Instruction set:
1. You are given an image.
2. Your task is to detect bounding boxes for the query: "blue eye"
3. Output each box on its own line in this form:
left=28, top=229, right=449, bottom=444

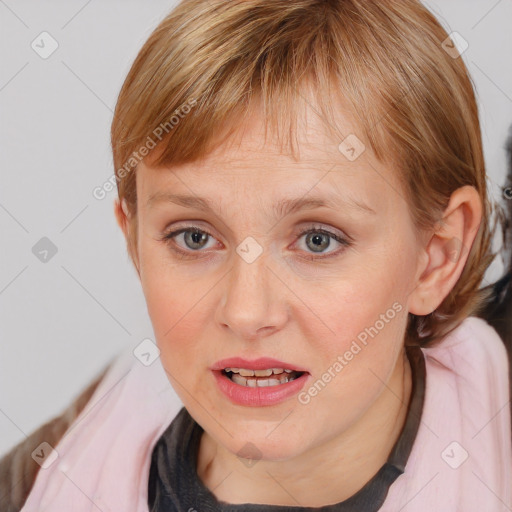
left=294, top=225, right=350, bottom=260
left=297, top=228, right=347, bottom=254
left=161, top=227, right=217, bottom=253
left=159, top=224, right=351, bottom=260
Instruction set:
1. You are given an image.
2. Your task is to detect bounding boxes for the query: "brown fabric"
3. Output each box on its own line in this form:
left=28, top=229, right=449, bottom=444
left=0, top=362, right=111, bottom=512
left=477, top=272, right=512, bottom=430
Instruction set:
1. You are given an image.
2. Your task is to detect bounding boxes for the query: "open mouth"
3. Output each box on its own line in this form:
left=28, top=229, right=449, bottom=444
left=222, top=367, right=306, bottom=387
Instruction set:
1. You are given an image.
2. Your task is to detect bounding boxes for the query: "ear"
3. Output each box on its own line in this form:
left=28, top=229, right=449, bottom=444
left=114, top=198, right=129, bottom=236
left=114, top=198, right=140, bottom=277
left=408, top=185, right=483, bottom=315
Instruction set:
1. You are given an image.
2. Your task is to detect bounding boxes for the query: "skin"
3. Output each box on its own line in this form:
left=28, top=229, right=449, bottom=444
left=115, top=99, right=482, bottom=507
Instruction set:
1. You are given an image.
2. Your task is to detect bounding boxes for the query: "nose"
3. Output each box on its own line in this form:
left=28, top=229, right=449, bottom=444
left=216, top=249, right=289, bottom=341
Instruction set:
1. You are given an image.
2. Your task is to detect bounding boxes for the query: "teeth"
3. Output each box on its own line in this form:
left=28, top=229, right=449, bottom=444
left=247, top=378, right=257, bottom=387
left=253, top=369, right=272, bottom=377
left=229, top=371, right=299, bottom=387
left=225, top=367, right=293, bottom=376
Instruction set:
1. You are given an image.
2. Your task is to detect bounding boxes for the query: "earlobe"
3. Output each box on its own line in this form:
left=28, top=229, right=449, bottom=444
left=408, top=185, right=482, bottom=316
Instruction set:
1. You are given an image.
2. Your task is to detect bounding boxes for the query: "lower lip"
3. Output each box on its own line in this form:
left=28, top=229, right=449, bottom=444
left=212, top=370, right=309, bottom=406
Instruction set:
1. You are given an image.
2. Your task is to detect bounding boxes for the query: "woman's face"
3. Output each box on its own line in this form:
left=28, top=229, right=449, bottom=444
left=130, top=103, right=427, bottom=461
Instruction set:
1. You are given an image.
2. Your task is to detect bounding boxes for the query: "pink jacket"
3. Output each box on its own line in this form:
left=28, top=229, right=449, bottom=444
left=14, top=316, right=512, bottom=510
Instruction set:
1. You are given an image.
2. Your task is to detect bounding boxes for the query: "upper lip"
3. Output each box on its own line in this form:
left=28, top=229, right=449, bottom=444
left=211, top=357, right=309, bottom=373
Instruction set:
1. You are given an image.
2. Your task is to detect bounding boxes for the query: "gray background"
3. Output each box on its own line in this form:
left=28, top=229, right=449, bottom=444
left=1, top=0, right=511, bottom=458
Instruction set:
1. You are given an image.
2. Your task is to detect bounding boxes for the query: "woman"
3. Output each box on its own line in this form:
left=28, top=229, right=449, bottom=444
left=2, top=1, right=511, bottom=510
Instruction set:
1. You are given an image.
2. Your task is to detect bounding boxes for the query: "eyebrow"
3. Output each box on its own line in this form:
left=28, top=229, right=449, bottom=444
left=146, top=191, right=376, bottom=218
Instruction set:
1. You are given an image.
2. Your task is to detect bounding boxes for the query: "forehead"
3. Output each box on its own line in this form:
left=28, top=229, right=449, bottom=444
left=137, top=97, right=405, bottom=218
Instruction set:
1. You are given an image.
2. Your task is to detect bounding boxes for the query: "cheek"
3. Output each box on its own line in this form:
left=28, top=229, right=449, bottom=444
left=297, top=308, right=408, bottom=434
left=138, top=251, right=209, bottom=369
left=143, top=279, right=206, bottom=358
left=142, top=274, right=211, bottom=403
left=139, top=235, right=198, bottom=323
left=299, top=259, right=408, bottom=351
left=292, top=255, right=410, bottom=410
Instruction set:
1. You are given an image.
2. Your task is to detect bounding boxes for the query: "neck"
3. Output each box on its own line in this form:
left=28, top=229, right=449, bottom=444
left=197, top=347, right=412, bottom=507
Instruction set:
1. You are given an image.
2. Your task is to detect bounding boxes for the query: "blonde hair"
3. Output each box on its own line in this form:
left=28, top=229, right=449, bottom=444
left=111, top=0, right=497, bottom=345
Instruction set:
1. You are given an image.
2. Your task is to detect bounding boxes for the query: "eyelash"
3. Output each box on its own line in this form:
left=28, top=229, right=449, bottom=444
left=158, top=223, right=351, bottom=261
